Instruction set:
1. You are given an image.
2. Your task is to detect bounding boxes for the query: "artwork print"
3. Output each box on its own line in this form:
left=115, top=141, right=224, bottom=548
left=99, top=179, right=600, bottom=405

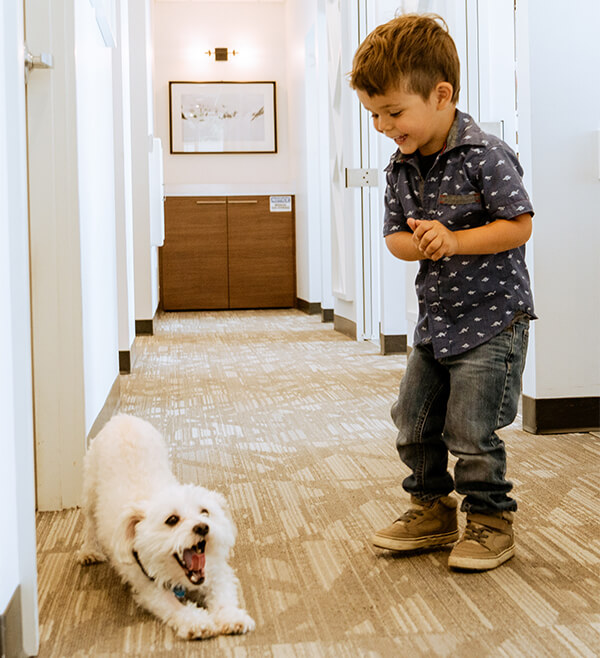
left=169, top=82, right=277, bottom=154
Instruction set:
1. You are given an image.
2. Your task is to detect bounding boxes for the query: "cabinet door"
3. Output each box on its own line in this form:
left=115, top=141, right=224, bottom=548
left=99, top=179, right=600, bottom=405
left=227, top=196, right=295, bottom=308
left=161, top=197, right=228, bottom=310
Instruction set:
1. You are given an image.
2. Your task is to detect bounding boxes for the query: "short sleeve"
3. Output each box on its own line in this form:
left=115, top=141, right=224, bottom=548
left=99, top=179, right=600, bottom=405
left=474, top=144, right=534, bottom=221
left=383, top=168, right=409, bottom=237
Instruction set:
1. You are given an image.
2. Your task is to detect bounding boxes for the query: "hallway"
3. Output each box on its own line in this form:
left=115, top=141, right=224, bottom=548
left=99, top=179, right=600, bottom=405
left=35, top=310, right=600, bottom=657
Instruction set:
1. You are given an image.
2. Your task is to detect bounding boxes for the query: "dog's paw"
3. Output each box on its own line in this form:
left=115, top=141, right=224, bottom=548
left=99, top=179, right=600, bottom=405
left=77, top=547, right=107, bottom=565
left=172, top=607, right=218, bottom=641
left=214, top=606, right=256, bottom=635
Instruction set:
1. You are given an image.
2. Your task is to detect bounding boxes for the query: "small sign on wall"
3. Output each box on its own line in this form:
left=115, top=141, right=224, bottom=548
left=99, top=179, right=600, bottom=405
left=270, top=195, right=292, bottom=212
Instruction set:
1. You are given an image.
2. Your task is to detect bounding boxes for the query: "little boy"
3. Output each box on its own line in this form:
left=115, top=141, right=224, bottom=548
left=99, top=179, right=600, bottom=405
left=350, top=14, right=535, bottom=571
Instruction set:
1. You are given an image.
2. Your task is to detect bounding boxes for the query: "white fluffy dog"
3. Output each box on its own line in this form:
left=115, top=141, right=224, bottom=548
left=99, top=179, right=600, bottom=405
left=77, top=414, right=255, bottom=640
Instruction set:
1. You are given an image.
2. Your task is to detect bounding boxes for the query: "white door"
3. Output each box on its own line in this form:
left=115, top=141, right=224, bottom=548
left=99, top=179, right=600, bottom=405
left=0, top=0, right=41, bottom=654
left=25, top=0, right=88, bottom=511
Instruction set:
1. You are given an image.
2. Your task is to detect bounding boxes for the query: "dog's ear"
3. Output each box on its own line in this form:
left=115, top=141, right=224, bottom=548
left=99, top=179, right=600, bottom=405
left=211, top=490, right=230, bottom=513
left=112, top=503, right=146, bottom=563
left=211, top=490, right=237, bottom=543
left=210, top=490, right=236, bottom=523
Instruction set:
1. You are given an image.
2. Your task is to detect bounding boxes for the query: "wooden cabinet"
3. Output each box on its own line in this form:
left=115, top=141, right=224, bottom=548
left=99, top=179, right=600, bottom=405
left=160, top=197, right=229, bottom=309
left=160, top=195, right=295, bottom=310
left=227, top=197, right=295, bottom=309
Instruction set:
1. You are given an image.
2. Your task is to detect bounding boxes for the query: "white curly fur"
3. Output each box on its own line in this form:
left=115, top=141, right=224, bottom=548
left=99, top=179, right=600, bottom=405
left=77, top=414, right=255, bottom=640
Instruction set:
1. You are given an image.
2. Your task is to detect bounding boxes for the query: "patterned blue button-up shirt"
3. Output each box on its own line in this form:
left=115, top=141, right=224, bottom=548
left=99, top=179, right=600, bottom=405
left=383, top=110, right=536, bottom=358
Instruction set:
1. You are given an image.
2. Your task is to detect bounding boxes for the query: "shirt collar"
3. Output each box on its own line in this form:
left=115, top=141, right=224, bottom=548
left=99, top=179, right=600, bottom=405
left=386, top=109, right=489, bottom=169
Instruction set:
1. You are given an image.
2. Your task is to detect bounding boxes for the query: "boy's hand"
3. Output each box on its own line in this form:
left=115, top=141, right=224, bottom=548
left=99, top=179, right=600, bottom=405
left=407, top=218, right=458, bottom=261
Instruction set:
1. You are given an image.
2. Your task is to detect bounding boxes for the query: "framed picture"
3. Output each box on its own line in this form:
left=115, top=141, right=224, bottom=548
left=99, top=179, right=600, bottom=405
left=169, top=81, right=277, bottom=154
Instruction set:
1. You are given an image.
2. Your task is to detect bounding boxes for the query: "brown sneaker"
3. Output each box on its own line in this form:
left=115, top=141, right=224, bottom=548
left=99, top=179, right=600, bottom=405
left=448, top=512, right=515, bottom=571
left=371, top=496, right=459, bottom=551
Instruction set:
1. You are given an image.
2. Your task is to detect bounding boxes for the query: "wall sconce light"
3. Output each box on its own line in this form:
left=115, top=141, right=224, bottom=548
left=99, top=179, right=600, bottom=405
left=205, top=48, right=239, bottom=62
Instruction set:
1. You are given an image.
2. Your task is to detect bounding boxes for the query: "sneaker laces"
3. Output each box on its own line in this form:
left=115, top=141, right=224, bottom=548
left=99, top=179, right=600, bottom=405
left=463, top=521, right=489, bottom=543
left=396, top=507, right=425, bottom=523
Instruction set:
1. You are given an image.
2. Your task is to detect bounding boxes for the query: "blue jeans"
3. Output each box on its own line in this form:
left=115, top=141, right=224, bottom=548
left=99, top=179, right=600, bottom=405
left=391, top=316, right=529, bottom=514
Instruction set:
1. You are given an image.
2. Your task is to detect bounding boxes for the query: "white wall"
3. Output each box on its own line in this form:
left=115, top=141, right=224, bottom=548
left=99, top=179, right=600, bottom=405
left=114, top=0, right=137, bottom=355
left=285, top=0, right=325, bottom=305
left=75, top=0, right=120, bottom=429
left=298, top=22, right=323, bottom=304
left=153, top=0, right=291, bottom=196
left=130, top=0, right=160, bottom=322
left=518, top=0, right=600, bottom=400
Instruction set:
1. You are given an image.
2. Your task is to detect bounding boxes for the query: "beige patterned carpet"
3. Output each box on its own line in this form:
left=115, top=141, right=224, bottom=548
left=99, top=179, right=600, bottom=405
left=36, top=310, right=600, bottom=657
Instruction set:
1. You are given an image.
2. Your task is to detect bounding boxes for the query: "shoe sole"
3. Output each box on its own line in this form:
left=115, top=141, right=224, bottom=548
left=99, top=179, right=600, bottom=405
left=371, top=529, right=459, bottom=552
left=448, top=545, right=515, bottom=571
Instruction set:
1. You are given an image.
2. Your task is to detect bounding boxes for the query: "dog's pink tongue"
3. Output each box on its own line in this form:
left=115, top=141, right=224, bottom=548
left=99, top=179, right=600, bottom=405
left=184, top=549, right=205, bottom=572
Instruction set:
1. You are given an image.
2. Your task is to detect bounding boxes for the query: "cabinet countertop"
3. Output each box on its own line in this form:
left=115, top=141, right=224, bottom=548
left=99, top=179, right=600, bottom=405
left=164, top=184, right=296, bottom=197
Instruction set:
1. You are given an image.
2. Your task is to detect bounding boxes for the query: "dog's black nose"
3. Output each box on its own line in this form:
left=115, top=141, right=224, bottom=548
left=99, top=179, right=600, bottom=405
left=193, top=523, right=209, bottom=537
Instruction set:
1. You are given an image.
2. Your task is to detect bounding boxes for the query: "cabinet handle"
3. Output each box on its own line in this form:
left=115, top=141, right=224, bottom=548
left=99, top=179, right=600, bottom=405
left=196, top=200, right=226, bottom=205
left=228, top=200, right=258, bottom=204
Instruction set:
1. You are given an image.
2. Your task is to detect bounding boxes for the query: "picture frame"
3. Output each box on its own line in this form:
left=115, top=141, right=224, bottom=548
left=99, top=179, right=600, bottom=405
left=169, top=81, right=277, bottom=154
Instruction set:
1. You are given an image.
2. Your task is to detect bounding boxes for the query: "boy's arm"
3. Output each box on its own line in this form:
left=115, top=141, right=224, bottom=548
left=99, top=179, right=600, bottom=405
left=397, top=214, right=532, bottom=262
left=385, top=230, right=428, bottom=261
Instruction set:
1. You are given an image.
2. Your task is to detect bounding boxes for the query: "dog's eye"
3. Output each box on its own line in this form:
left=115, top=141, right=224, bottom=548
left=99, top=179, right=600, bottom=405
left=200, top=508, right=209, bottom=516
left=165, top=514, right=180, bottom=526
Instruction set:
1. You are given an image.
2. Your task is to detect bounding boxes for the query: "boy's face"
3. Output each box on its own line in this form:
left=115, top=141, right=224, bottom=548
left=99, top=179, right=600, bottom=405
left=356, top=83, right=454, bottom=156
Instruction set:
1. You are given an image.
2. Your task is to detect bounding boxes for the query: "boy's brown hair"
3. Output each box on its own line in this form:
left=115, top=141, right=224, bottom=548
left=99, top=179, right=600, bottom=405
left=349, top=13, right=460, bottom=103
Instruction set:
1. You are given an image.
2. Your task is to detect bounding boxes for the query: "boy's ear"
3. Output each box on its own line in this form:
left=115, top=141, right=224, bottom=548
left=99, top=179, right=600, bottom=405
left=435, top=82, right=454, bottom=108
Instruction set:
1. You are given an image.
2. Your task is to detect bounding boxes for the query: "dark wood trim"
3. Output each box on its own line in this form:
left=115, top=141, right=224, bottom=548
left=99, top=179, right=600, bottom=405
left=87, top=375, right=121, bottom=444
left=522, top=395, right=600, bottom=434
left=135, top=319, right=153, bottom=336
left=321, top=308, right=334, bottom=323
left=333, top=314, right=356, bottom=340
left=380, top=333, right=407, bottom=355
left=118, top=338, right=138, bottom=374
left=0, top=586, right=24, bottom=658
left=119, top=350, right=131, bottom=374
left=296, top=298, right=321, bottom=315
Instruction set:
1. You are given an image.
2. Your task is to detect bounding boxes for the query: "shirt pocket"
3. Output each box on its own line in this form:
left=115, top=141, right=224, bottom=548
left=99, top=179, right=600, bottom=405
left=439, top=192, right=481, bottom=206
